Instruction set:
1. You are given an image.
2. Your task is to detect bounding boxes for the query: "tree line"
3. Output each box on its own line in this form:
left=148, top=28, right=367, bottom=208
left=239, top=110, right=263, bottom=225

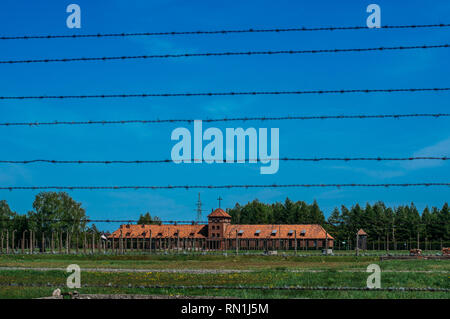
left=0, top=192, right=162, bottom=241
left=1, top=192, right=448, bottom=247
left=227, top=199, right=449, bottom=245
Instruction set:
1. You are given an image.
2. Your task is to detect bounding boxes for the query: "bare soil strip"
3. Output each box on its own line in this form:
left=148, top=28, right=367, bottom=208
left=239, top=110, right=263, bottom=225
left=1, top=266, right=448, bottom=274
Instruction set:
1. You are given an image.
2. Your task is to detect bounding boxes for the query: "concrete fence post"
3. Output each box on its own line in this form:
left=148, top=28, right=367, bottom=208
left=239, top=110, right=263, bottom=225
left=30, top=230, right=33, bottom=254
left=59, top=231, right=62, bottom=254
left=41, top=232, right=45, bottom=254
left=356, top=233, right=359, bottom=256
left=91, top=232, right=95, bottom=255
left=149, top=230, right=152, bottom=254
left=83, top=232, right=87, bottom=254
left=51, top=232, right=55, bottom=254
left=294, top=230, right=297, bottom=256
left=6, top=230, right=9, bottom=254
left=66, top=232, right=69, bottom=254
left=76, top=233, right=79, bottom=254
left=12, top=230, right=16, bottom=254
left=120, top=230, right=123, bottom=255
left=235, top=230, right=239, bottom=255
left=22, top=230, right=27, bottom=254
left=1, top=231, right=4, bottom=254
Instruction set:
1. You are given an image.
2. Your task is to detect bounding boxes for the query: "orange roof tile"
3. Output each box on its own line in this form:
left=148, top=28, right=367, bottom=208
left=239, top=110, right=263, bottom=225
left=207, top=208, right=231, bottom=218
left=223, top=224, right=334, bottom=240
left=109, top=224, right=208, bottom=239
left=109, top=223, right=333, bottom=240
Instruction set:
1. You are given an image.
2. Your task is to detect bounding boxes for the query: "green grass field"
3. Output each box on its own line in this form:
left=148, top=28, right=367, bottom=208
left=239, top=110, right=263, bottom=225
left=0, top=254, right=448, bottom=299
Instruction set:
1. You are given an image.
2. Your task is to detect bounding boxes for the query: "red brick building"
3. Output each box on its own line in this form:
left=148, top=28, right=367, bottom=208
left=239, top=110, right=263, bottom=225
left=109, top=208, right=333, bottom=251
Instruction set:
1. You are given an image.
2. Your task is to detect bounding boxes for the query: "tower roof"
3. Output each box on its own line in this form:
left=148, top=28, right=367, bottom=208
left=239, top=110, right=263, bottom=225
left=357, top=229, right=367, bottom=236
left=208, top=208, right=231, bottom=218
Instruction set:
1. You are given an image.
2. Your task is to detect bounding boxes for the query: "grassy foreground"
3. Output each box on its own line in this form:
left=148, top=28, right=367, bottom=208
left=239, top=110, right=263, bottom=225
left=0, top=254, right=449, bottom=299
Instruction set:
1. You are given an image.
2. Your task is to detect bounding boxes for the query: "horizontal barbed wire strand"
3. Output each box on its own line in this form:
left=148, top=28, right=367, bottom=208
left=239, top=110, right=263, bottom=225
left=0, top=219, right=206, bottom=223
left=0, top=183, right=449, bottom=191
left=1, top=87, right=449, bottom=101
left=0, top=157, right=448, bottom=165
left=0, top=44, right=448, bottom=64
left=1, top=23, right=449, bottom=40
left=0, top=283, right=448, bottom=292
left=0, top=113, right=449, bottom=126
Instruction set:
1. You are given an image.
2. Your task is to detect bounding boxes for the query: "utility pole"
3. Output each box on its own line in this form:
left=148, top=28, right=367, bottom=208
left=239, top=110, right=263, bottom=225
left=194, top=193, right=206, bottom=223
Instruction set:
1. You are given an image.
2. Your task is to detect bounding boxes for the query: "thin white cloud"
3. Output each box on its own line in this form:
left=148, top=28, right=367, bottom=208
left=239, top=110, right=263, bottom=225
left=329, top=165, right=406, bottom=179
left=404, top=137, right=450, bottom=170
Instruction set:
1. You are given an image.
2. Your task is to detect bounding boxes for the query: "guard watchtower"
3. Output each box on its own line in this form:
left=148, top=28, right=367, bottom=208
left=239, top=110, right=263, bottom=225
left=357, top=229, right=368, bottom=250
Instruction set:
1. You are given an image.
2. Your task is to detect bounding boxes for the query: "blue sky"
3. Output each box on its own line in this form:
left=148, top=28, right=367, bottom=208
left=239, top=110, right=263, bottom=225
left=0, top=0, right=449, bottom=230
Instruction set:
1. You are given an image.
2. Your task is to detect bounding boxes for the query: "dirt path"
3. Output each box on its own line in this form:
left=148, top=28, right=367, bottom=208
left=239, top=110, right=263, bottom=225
left=0, top=266, right=448, bottom=274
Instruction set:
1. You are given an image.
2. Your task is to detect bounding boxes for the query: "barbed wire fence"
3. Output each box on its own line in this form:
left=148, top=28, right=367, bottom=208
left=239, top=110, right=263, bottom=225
left=0, top=219, right=448, bottom=256
left=1, top=19, right=449, bottom=298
